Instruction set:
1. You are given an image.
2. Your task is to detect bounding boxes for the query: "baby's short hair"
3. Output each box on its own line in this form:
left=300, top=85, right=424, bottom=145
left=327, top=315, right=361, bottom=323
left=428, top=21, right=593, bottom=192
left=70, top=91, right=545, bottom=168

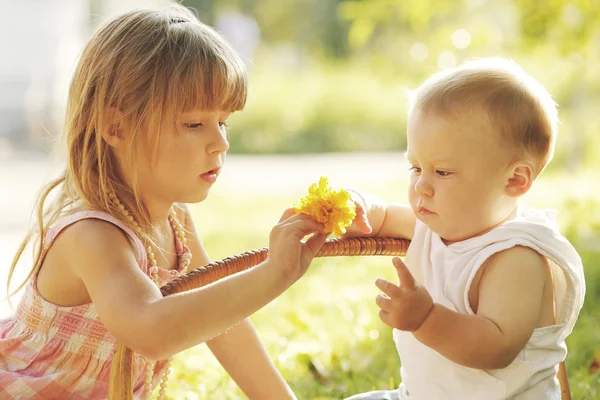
left=409, top=58, right=558, bottom=175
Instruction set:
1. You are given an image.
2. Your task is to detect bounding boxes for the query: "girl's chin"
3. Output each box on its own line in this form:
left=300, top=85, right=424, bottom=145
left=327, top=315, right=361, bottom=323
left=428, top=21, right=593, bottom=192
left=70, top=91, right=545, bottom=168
left=178, top=190, right=211, bottom=204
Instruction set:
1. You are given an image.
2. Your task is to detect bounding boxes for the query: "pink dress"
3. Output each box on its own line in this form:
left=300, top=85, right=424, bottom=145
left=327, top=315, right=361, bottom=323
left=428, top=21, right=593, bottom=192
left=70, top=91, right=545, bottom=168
left=0, top=210, right=192, bottom=399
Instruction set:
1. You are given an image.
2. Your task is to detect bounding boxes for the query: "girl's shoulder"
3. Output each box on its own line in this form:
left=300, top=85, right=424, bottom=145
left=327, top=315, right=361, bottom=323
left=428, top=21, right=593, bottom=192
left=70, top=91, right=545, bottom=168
left=46, top=210, right=144, bottom=259
left=36, top=209, right=148, bottom=307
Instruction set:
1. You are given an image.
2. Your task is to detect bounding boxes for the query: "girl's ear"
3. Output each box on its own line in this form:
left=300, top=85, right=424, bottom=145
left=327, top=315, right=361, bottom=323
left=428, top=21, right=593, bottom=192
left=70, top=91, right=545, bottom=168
left=505, top=161, right=534, bottom=197
left=100, top=107, right=125, bottom=148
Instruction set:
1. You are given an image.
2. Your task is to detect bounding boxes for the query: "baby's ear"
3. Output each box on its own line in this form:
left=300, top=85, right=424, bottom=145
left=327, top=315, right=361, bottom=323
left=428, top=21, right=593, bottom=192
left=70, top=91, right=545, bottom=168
left=505, top=161, right=533, bottom=197
left=100, top=107, right=126, bottom=148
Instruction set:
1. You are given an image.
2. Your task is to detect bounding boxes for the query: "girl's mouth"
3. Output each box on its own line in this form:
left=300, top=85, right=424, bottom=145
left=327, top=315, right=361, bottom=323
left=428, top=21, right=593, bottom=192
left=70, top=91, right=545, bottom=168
left=200, top=168, right=220, bottom=183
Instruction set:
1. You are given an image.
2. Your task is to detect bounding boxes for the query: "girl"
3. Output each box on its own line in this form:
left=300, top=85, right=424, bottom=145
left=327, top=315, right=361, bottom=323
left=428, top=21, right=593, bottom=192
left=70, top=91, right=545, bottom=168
left=0, top=5, right=327, bottom=400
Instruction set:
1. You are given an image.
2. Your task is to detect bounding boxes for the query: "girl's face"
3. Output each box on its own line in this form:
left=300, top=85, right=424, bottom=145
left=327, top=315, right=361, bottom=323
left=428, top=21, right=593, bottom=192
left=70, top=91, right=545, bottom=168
left=134, top=109, right=231, bottom=212
left=406, top=109, right=518, bottom=244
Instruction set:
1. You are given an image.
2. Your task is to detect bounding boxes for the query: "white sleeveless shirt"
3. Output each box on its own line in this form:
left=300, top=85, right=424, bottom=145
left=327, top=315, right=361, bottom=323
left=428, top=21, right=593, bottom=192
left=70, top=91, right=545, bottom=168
left=393, top=205, right=585, bottom=400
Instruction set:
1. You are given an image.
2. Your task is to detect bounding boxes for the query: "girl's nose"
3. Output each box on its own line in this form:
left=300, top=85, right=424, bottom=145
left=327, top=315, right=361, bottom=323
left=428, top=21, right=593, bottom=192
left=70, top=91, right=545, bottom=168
left=208, top=125, right=229, bottom=154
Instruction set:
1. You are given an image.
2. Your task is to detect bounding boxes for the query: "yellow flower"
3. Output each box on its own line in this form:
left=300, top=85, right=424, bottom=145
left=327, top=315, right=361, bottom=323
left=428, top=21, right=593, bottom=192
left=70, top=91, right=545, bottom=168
left=294, top=177, right=356, bottom=237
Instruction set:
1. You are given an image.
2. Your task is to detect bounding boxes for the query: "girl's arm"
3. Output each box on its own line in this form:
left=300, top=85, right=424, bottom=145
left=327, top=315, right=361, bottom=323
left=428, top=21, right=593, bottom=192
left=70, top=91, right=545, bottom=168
left=63, top=209, right=326, bottom=361
left=182, top=207, right=297, bottom=399
left=206, top=320, right=295, bottom=399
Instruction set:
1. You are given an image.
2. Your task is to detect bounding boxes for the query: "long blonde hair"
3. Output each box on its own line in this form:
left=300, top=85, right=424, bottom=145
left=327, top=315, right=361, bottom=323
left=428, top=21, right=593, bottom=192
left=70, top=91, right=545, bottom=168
left=6, top=5, right=247, bottom=298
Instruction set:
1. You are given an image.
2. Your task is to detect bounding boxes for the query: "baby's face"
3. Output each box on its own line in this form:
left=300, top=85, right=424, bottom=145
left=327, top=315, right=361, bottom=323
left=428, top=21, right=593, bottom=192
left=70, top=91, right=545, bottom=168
left=406, top=109, right=516, bottom=243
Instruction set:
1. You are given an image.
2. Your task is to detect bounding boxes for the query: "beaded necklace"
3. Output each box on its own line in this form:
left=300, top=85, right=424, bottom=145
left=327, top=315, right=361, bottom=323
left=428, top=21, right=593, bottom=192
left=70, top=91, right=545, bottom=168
left=108, top=192, right=188, bottom=399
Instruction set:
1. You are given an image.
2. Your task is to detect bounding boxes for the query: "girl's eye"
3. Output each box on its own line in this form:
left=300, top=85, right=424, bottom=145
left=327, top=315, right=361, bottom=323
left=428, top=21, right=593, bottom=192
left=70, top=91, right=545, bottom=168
left=409, top=166, right=422, bottom=174
left=184, top=122, right=228, bottom=130
left=185, top=123, right=203, bottom=130
left=436, top=170, right=451, bottom=177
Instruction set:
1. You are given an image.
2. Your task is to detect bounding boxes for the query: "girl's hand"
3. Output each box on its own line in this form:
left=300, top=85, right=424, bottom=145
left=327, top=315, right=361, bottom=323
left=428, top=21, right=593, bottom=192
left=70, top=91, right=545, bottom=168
left=266, top=208, right=328, bottom=284
left=375, top=257, right=434, bottom=331
left=343, top=189, right=373, bottom=237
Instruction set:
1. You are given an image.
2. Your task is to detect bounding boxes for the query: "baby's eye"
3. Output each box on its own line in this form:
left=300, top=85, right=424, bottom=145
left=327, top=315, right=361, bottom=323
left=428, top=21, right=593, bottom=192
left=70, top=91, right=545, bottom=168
left=219, top=121, right=229, bottom=128
left=436, top=170, right=451, bottom=177
left=409, top=166, right=422, bottom=174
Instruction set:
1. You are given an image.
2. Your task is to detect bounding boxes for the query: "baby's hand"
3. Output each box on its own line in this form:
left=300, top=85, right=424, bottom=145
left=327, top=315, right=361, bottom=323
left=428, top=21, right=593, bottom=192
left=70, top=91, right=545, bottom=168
left=375, top=257, right=434, bottom=331
left=343, top=189, right=372, bottom=237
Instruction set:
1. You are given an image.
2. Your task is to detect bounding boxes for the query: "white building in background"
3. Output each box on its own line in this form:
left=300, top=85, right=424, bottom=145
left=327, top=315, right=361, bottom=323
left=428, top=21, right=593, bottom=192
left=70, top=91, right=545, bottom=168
left=0, top=0, right=170, bottom=149
left=215, top=9, right=260, bottom=66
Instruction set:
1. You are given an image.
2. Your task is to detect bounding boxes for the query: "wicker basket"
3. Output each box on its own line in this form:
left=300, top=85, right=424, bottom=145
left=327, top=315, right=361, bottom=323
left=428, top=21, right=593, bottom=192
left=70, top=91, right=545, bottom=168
left=107, top=236, right=570, bottom=400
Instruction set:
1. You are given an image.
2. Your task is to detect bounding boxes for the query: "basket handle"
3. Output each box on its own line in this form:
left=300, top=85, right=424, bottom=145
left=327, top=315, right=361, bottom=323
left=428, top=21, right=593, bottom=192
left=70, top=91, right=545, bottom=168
left=108, top=237, right=408, bottom=399
left=161, top=237, right=410, bottom=296
left=108, top=236, right=571, bottom=400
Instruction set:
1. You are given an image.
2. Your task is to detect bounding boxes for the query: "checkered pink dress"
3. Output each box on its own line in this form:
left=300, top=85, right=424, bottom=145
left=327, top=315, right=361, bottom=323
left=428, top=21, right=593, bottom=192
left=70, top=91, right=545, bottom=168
left=0, top=211, right=192, bottom=399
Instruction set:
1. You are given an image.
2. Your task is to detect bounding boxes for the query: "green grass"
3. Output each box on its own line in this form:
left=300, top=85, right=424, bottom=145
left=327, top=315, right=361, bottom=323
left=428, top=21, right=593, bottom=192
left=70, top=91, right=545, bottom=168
left=166, top=170, right=600, bottom=400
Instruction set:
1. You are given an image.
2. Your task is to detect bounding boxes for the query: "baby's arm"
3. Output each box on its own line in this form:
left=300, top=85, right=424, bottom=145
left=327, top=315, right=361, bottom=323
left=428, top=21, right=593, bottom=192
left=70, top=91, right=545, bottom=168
left=417, top=247, right=550, bottom=369
left=180, top=207, right=296, bottom=400
left=378, top=246, right=551, bottom=370
left=345, top=189, right=416, bottom=240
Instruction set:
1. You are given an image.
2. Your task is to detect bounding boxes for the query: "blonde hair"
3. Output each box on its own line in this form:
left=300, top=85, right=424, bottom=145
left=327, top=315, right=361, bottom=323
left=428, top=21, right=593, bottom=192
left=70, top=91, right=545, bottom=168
left=409, top=57, right=558, bottom=175
left=6, top=5, right=247, bottom=298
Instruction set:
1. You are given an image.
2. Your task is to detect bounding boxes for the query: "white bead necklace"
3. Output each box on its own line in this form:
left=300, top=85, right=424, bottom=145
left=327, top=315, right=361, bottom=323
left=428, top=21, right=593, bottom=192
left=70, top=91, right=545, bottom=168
left=108, top=192, right=188, bottom=400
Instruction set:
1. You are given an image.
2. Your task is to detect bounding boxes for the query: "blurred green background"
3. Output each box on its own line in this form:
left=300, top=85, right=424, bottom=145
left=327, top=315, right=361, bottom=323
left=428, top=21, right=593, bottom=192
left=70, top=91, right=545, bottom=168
left=1, top=0, right=598, bottom=399
left=181, top=0, right=600, bottom=173
left=167, top=0, right=600, bottom=398
left=168, top=167, right=600, bottom=399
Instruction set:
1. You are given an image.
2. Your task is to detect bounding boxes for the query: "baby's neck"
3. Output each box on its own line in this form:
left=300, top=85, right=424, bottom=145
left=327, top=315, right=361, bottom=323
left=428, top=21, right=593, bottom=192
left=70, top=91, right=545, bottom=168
left=442, top=206, right=519, bottom=246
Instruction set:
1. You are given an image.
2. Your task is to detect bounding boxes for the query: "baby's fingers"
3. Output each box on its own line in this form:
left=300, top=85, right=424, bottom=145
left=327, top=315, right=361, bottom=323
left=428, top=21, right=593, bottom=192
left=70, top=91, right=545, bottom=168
left=378, top=309, right=394, bottom=328
left=375, top=293, right=393, bottom=312
left=375, top=278, right=402, bottom=299
left=393, top=257, right=416, bottom=290
left=354, top=206, right=372, bottom=234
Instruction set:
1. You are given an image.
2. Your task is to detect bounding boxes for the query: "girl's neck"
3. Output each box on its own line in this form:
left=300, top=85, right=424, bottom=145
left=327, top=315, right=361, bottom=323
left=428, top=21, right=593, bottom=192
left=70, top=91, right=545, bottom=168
left=144, top=199, right=176, bottom=236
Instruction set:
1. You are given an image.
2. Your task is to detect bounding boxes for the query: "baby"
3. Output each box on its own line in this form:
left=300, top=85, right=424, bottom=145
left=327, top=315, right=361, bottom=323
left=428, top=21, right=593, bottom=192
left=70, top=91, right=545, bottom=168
left=345, top=58, right=585, bottom=399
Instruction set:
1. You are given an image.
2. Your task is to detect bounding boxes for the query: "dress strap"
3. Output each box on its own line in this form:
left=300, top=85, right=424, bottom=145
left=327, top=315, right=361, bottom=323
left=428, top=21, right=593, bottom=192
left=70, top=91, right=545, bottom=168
left=43, top=210, right=148, bottom=272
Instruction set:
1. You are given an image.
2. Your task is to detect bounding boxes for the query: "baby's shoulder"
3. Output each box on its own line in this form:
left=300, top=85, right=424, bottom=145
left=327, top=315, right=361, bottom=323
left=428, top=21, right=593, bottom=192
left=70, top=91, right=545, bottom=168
left=480, top=245, right=550, bottom=281
left=469, top=245, right=551, bottom=312
left=487, top=244, right=546, bottom=261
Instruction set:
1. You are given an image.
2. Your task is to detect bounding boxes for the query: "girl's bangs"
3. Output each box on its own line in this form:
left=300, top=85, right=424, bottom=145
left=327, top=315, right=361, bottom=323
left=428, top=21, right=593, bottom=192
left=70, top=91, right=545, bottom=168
left=171, top=53, right=247, bottom=114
